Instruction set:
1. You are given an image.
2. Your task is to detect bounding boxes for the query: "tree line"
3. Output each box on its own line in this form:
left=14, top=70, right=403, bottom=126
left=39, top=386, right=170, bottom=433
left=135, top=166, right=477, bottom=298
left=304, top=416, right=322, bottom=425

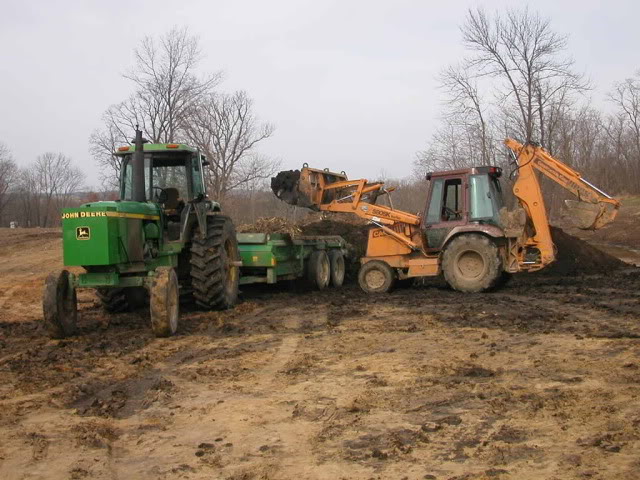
left=1, top=12, right=638, bottom=228
left=0, top=146, right=86, bottom=227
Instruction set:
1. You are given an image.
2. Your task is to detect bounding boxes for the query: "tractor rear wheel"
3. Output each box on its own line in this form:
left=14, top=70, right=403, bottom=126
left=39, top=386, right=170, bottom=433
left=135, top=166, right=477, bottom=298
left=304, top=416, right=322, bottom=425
left=149, top=267, right=179, bottom=337
left=307, top=250, right=330, bottom=290
left=442, top=234, right=502, bottom=293
left=190, top=215, right=240, bottom=310
left=42, top=270, right=77, bottom=339
left=96, top=288, right=129, bottom=313
left=358, top=260, right=396, bottom=294
left=328, top=250, right=345, bottom=287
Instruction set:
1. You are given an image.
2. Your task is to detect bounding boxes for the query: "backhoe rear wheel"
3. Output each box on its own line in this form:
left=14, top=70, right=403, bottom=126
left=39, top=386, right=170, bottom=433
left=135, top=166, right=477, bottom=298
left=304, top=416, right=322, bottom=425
left=358, top=260, right=396, bottom=294
left=190, top=215, right=240, bottom=310
left=442, top=234, right=502, bottom=293
left=42, top=270, right=77, bottom=339
left=149, top=267, right=179, bottom=337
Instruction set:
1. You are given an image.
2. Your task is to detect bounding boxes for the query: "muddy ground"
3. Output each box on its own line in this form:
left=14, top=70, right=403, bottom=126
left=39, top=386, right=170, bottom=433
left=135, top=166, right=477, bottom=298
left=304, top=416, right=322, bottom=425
left=1, top=228, right=640, bottom=480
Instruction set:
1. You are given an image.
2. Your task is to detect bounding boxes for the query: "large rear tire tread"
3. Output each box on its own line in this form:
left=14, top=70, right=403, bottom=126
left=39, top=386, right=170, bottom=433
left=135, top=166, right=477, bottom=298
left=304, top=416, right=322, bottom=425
left=96, top=288, right=129, bottom=313
left=189, top=215, right=240, bottom=310
left=442, top=234, right=502, bottom=293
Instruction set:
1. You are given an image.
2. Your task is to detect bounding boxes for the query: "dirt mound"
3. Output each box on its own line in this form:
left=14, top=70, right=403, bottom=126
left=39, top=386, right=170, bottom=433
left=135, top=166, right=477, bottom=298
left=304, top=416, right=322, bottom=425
left=236, top=217, right=302, bottom=236
left=545, top=226, right=627, bottom=275
left=300, top=219, right=370, bottom=258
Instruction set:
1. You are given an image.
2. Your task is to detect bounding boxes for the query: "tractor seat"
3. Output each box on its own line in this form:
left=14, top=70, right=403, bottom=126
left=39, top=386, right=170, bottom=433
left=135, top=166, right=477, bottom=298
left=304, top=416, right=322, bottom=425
left=163, top=188, right=181, bottom=210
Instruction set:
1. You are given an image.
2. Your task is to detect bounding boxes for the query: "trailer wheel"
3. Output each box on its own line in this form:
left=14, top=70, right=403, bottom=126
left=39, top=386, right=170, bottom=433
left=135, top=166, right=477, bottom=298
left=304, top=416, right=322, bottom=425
left=149, top=267, right=179, bottom=337
left=42, top=270, right=77, bottom=339
left=307, top=250, right=330, bottom=290
left=358, top=260, right=396, bottom=294
left=190, top=215, right=240, bottom=310
left=442, top=234, right=502, bottom=293
left=328, top=250, right=345, bottom=287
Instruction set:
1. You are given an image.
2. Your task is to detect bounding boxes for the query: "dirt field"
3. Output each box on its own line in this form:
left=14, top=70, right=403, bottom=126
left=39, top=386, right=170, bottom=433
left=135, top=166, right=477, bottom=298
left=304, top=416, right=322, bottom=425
left=1, top=227, right=640, bottom=480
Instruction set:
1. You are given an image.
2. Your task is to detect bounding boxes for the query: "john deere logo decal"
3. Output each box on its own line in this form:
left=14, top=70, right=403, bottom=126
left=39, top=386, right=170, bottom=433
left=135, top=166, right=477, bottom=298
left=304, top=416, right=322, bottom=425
left=76, top=227, right=91, bottom=240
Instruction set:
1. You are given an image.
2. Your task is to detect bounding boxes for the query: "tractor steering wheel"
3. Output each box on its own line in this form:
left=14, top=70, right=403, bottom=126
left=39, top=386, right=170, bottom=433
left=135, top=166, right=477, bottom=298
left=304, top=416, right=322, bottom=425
left=152, top=186, right=168, bottom=204
left=443, top=206, right=458, bottom=220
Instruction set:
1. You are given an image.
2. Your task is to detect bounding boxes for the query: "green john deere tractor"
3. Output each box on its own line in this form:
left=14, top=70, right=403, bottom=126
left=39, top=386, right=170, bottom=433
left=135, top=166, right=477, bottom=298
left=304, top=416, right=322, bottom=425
left=43, top=129, right=240, bottom=338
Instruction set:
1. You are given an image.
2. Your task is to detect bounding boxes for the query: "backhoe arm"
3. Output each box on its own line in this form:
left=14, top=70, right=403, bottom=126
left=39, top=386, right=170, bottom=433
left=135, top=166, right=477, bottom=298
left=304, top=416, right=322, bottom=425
left=271, top=166, right=423, bottom=251
left=504, top=138, right=620, bottom=267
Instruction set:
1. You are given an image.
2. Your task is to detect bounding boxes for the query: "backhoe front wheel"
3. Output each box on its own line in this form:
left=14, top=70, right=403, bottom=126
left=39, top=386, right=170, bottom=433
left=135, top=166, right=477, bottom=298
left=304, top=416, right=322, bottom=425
left=149, top=267, right=179, bottom=337
left=442, top=234, right=502, bottom=293
left=358, top=260, right=396, bottom=294
left=42, top=270, right=77, bottom=339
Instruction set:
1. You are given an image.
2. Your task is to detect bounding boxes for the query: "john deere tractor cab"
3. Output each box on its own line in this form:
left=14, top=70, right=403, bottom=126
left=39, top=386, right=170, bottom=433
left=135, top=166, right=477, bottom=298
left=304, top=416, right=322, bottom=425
left=43, top=129, right=240, bottom=338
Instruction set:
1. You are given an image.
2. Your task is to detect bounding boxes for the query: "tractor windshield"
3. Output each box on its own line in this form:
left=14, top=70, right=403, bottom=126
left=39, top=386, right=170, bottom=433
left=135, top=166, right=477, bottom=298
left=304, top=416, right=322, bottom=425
left=121, top=152, right=203, bottom=202
left=469, top=174, right=503, bottom=225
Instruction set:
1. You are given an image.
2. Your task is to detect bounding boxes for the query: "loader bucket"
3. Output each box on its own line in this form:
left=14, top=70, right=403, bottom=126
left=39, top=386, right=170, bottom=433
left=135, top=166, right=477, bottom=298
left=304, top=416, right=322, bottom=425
left=271, top=167, right=348, bottom=211
left=564, top=200, right=619, bottom=230
left=271, top=170, right=317, bottom=209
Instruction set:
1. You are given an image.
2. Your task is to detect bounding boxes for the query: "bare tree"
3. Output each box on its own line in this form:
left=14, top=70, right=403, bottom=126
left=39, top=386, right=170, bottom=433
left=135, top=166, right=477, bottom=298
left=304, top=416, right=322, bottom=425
left=440, top=64, right=491, bottom=164
left=90, top=27, right=220, bottom=182
left=0, top=143, right=17, bottom=225
left=33, top=153, right=85, bottom=227
left=185, top=91, right=278, bottom=201
left=609, top=71, right=640, bottom=166
left=461, top=7, right=588, bottom=144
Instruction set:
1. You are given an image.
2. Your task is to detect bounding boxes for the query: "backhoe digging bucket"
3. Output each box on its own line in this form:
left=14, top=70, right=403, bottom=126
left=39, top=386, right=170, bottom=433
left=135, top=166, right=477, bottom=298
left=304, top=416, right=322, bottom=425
left=271, top=167, right=348, bottom=211
left=564, top=200, right=619, bottom=230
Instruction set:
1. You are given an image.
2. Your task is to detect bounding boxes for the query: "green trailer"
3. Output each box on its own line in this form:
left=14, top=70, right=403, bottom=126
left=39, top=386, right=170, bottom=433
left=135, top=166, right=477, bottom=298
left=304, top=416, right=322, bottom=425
left=237, top=233, right=347, bottom=289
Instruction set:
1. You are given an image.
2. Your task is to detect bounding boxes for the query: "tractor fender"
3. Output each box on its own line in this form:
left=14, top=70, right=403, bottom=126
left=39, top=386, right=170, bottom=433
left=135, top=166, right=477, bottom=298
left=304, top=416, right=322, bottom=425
left=440, top=224, right=506, bottom=256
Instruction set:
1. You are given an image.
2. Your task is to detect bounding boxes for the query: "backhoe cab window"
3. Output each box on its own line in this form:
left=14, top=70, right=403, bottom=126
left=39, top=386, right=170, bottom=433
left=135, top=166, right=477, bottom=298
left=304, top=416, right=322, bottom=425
left=469, top=174, right=503, bottom=224
left=426, top=178, right=463, bottom=224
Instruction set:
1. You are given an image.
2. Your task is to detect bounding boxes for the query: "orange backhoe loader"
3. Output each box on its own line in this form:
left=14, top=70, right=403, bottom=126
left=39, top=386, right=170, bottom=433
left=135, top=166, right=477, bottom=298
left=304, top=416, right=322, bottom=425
left=271, top=139, right=620, bottom=294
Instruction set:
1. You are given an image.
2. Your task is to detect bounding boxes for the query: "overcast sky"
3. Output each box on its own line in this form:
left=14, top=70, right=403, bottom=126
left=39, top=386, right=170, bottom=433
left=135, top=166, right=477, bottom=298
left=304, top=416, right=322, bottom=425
left=1, top=0, right=638, bottom=188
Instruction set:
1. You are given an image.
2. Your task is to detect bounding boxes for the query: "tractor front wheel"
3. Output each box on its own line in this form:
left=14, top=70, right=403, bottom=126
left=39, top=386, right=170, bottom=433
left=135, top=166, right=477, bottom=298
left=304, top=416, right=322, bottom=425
left=358, top=260, right=396, bottom=294
left=149, top=267, right=179, bottom=337
left=42, top=270, right=78, bottom=339
left=442, top=234, right=502, bottom=293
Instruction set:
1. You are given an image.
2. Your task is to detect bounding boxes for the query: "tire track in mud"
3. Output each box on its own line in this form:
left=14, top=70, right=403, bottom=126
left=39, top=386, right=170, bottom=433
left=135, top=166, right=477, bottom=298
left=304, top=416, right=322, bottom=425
left=499, top=291, right=640, bottom=337
left=203, top=303, right=331, bottom=479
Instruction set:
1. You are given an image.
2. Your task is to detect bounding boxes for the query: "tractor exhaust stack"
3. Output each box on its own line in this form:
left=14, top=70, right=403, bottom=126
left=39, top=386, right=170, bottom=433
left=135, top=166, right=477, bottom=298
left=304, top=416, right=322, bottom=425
left=132, top=127, right=146, bottom=202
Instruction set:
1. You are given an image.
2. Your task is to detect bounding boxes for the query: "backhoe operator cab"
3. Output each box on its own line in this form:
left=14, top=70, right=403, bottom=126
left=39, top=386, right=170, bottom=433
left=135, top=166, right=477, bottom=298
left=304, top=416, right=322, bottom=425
left=271, top=138, right=619, bottom=295
left=423, top=166, right=504, bottom=251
